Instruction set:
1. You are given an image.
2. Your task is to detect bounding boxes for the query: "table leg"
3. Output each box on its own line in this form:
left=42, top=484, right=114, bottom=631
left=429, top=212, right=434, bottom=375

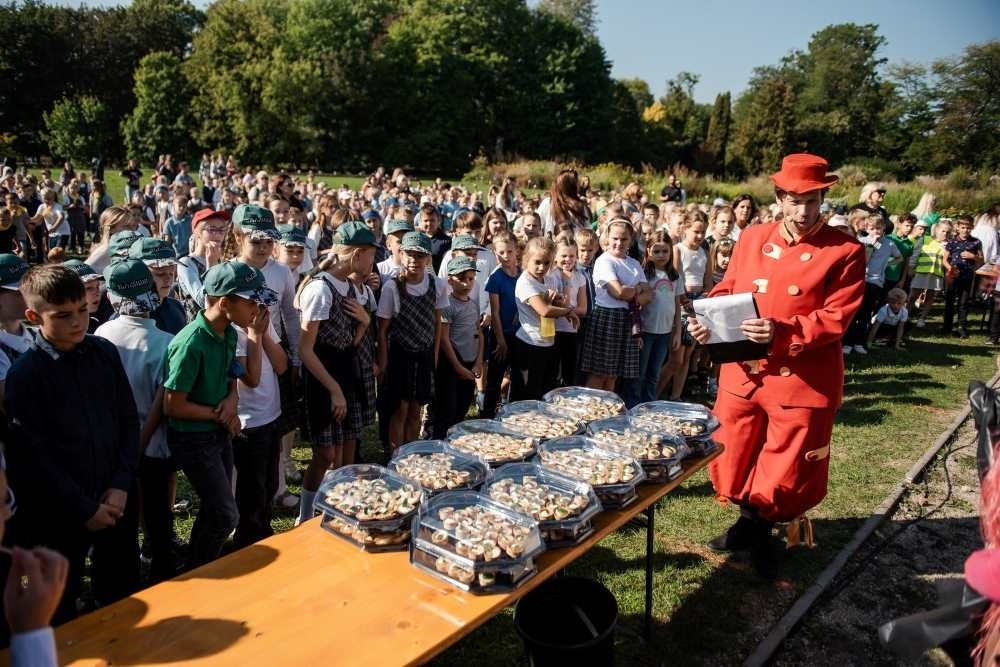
left=644, top=504, right=655, bottom=641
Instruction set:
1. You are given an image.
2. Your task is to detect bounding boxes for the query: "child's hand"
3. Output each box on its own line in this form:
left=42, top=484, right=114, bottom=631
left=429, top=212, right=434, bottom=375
left=204, top=240, right=222, bottom=267
left=4, top=547, right=68, bottom=634
left=471, top=362, right=483, bottom=379
left=343, top=299, right=370, bottom=329
left=365, top=272, right=380, bottom=292
left=456, top=366, right=476, bottom=382
left=101, top=488, right=127, bottom=514
left=671, top=332, right=682, bottom=350
left=85, top=504, right=121, bottom=531
left=567, top=312, right=580, bottom=330
left=330, top=387, right=347, bottom=422
left=248, top=306, right=269, bottom=336
left=214, top=393, right=239, bottom=429
left=493, top=339, right=507, bottom=360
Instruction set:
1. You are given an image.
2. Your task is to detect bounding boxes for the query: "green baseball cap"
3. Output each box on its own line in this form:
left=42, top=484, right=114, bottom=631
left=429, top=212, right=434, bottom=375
left=103, top=258, right=156, bottom=299
left=128, top=237, right=177, bottom=268
left=446, top=256, right=478, bottom=275
left=401, top=231, right=432, bottom=255
left=202, top=260, right=279, bottom=306
left=451, top=234, right=481, bottom=251
left=0, top=254, right=28, bottom=290
left=109, top=230, right=144, bottom=258
left=233, top=204, right=279, bottom=241
left=63, top=259, right=103, bottom=283
left=333, top=221, right=377, bottom=247
left=384, top=219, right=413, bottom=236
left=277, top=224, right=307, bottom=247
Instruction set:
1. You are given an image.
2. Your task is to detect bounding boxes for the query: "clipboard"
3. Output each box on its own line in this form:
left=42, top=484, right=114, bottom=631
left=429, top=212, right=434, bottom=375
left=691, top=292, right=769, bottom=363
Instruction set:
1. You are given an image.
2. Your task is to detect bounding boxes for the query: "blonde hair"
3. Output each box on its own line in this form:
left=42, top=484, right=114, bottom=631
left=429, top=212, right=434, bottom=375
left=98, top=206, right=133, bottom=245
left=858, top=182, right=888, bottom=204
left=523, top=236, right=554, bottom=260
left=911, top=192, right=937, bottom=218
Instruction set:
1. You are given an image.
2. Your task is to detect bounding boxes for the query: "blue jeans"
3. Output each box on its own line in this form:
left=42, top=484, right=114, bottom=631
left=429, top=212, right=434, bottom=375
left=167, top=427, right=238, bottom=568
left=624, top=332, right=672, bottom=408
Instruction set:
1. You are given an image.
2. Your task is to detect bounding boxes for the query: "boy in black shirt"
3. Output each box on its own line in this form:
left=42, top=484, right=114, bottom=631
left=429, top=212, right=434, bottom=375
left=3, top=264, right=139, bottom=626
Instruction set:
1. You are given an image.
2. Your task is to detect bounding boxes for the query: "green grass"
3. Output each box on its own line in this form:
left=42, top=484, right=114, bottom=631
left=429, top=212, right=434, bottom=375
left=162, top=311, right=1000, bottom=666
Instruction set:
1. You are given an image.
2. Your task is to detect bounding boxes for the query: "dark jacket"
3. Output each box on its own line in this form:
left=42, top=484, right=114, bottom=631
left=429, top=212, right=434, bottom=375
left=4, top=335, right=139, bottom=527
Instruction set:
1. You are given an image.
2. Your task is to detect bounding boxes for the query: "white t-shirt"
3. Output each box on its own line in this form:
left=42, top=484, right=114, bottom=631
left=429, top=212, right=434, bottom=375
left=377, top=257, right=402, bottom=286
left=873, top=304, right=908, bottom=327
left=235, top=323, right=282, bottom=429
left=376, top=273, right=450, bottom=319
left=550, top=268, right=586, bottom=333
left=677, top=243, right=708, bottom=293
left=39, top=203, right=69, bottom=236
left=593, top=253, right=645, bottom=309
left=94, top=316, right=173, bottom=458
left=643, top=269, right=685, bottom=334
left=300, top=274, right=373, bottom=324
left=515, top=272, right=560, bottom=347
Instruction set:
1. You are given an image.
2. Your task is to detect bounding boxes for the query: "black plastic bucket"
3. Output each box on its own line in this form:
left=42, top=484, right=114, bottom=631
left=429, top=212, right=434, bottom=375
left=514, top=576, right=618, bottom=666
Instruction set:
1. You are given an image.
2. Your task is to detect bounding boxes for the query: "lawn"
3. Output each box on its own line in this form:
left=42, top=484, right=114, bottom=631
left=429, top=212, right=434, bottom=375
left=164, top=318, right=997, bottom=666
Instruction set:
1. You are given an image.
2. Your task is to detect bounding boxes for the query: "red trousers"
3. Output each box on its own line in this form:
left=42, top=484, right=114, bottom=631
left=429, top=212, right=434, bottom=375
left=709, top=387, right=835, bottom=523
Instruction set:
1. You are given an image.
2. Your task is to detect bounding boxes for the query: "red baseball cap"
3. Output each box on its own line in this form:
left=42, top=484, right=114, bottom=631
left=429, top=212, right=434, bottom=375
left=192, top=207, right=231, bottom=230
left=769, top=153, right=839, bottom=193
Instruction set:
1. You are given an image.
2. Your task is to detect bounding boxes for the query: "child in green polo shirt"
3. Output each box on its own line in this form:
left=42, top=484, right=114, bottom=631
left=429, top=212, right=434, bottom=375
left=162, top=260, right=276, bottom=568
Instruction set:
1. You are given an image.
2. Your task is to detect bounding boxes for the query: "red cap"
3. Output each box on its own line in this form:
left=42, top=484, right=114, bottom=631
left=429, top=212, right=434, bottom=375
left=769, top=153, right=839, bottom=194
left=192, top=207, right=231, bottom=230
left=965, top=548, right=1000, bottom=602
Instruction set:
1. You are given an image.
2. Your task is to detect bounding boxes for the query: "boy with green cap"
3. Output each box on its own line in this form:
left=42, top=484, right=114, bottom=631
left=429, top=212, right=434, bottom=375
left=95, top=259, right=177, bottom=581
left=128, top=237, right=187, bottom=335
left=162, top=260, right=276, bottom=567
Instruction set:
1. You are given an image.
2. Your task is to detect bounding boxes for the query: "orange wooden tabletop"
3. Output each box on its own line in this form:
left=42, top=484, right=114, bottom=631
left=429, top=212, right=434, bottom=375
left=3, top=449, right=720, bottom=667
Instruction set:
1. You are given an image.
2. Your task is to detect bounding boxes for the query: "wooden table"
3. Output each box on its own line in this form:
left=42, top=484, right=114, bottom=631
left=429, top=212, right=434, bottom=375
left=9, top=449, right=720, bottom=667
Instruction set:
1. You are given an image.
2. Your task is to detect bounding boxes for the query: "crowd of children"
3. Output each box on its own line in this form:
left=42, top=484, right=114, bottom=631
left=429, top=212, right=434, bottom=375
left=0, top=157, right=996, bottom=641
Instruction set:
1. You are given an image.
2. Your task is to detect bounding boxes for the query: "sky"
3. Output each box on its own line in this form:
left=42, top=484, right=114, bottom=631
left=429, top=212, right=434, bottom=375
left=49, top=0, right=1000, bottom=103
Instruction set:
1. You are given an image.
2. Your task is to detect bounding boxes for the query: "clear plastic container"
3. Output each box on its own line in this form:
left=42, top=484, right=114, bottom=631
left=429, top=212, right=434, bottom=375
left=542, top=386, right=626, bottom=422
left=586, top=416, right=686, bottom=483
left=536, top=436, right=645, bottom=509
left=496, top=400, right=584, bottom=441
left=388, top=440, right=489, bottom=495
left=447, top=419, right=538, bottom=467
left=410, top=490, right=545, bottom=594
left=484, top=462, right=602, bottom=547
left=629, top=400, right=721, bottom=440
left=314, top=464, right=424, bottom=552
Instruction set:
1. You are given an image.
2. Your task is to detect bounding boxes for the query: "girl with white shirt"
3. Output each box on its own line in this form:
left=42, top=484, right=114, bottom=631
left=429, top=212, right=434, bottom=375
left=580, top=219, right=650, bottom=392
left=549, top=236, right=588, bottom=386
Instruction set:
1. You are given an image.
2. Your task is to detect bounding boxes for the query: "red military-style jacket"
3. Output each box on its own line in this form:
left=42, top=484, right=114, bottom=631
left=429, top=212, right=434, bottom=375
left=710, top=222, right=866, bottom=409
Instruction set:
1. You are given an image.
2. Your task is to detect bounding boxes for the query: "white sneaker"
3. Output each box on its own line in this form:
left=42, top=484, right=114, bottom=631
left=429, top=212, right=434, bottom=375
left=842, top=345, right=852, bottom=355
left=853, top=345, right=868, bottom=355
left=916, top=318, right=926, bottom=328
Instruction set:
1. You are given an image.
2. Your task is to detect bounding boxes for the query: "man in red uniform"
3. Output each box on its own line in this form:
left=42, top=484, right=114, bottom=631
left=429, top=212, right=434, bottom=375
left=688, top=154, right=865, bottom=578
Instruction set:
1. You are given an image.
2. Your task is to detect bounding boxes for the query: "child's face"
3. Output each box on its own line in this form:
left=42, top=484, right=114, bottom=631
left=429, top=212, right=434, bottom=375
left=555, top=245, right=577, bottom=273
left=243, top=237, right=275, bottom=268
left=174, top=197, right=187, bottom=213
left=278, top=245, right=305, bottom=270
left=401, top=249, right=428, bottom=278
left=667, top=214, right=684, bottom=240
left=717, top=252, right=731, bottom=271
left=685, top=222, right=706, bottom=246
left=456, top=248, right=478, bottom=261
left=150, top=265, right=177, bottom=299
left=417, top=212, right=438, bottom=234
left=0, top=289, right=26, bottom=321
left=268, top=200, right=290, bottom=226
left=896, top=220, right=914, bottom=237
left=84, top=280, right=102, bottom=313
left=488, top=218, right=505, bottom=237
left=522, top=218, right=540, bottom=237
left=714, top=214, right=734, bottom=238
left=956, top=221, right=972, bottom=239
left=606, top=225, right=631, bottom=257
left=222, top=295, right=260, bottom=328
left=448, top=269, right=477, bottom=297
left=648, top=241, right=671, bottom=267
left=386, top=233, right=405, bottom=260
left=28, top=298, right=89, bottom=351
left=936, top=225, right=951, bottom=241
left=351, top=246, right=376, bottom=276
left=494, top=241, right=518, bottom=270
left=888, top=297, right=905, bottom=312
left=576, top=240, right=596, bottom=267
left=866, top=221, right=884, bottom=240
left=524, top=249, right=551, bottom=281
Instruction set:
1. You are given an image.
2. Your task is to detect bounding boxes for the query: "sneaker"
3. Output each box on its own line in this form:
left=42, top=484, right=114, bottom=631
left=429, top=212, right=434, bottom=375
left=842, top=345, right=852, bottom=355
left=916, top=318, right=926, bottom=328
left=853, top=345, right=868, bottom=355
left=275, top=491, right=299, bottom=508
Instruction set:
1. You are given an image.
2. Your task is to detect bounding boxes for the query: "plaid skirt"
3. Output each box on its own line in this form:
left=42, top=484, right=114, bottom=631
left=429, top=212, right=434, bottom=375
left=580, top=306, right=640, bottom=379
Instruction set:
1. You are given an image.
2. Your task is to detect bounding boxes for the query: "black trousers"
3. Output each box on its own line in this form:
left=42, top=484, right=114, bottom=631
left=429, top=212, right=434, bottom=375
left=139, top=455, right=177, bottom=582
left=943, top=274, right=974, bottom=332
left=432, top=358, right=476, bottom=439
left=481, top=328, right=511, bottom=419
left=554, top=331, right=578, bottom=387
left=511, top=338, right=558, bottom=401
left=846, top=281, right=884, bottom=346
left=233, top=420, right=281, bottom=548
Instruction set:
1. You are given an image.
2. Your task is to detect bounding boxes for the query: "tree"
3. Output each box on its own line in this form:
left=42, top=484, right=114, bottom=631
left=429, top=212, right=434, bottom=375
left=536, top=0, right=597, bottom=34
left=699, top=92, right=730, bottom=174
left=121, top=52, right=193, bottom=163
left=619, top=78, right=654, bottom=118
left=730, top=75, right=796, bottom=176
left=43, top=95, right=114, bottom=163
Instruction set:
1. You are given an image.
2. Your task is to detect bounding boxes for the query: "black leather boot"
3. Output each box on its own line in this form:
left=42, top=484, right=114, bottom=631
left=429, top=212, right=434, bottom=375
left=749, top=518, right=782, bottom=580
left=706, top=509, right=756, bottom=553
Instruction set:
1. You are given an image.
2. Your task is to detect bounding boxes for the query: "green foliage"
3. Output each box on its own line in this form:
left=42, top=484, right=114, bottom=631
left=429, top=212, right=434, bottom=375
left=121, top=52, right=193, bottom=163
left=698, top=92, right=730, bottom=175
left=730, top=74, right=796, bottom=176
left=536, top=0, right=597, bottom=34
left=43, top=95, right=114, bottom=163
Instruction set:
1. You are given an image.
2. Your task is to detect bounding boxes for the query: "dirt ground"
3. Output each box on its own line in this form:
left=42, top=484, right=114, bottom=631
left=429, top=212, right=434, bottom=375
left=772, top=416, right=986, bottom=667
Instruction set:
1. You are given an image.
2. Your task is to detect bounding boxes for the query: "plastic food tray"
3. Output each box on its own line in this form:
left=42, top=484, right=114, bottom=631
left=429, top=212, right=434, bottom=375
left=586, top=416, right=686, bottom=483
left=535, top=436, right=645, bottom=509
left=410, top=490, right=545, bottom=594
left=542, top=386, right=626, bottom=422
left=446, top=419, right=538, bottom=467
left=628, top=400, right=721, bottom=442
left=484, top=462, right=602, bottom=548
left=388, top=440, right=489, bottom=496
left=495, top=400, right=584, bottom=441
left=314, top=464, right=424, bottom=552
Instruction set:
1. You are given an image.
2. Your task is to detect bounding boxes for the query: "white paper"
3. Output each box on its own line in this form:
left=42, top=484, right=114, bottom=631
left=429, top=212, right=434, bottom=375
left=692, top=293, right=758, bottom=344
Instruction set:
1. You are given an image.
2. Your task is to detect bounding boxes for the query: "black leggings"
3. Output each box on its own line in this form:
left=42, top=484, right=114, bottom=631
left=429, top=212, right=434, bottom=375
left=511, top=337, right=558, bottom=401
left=554, top=331, right=578, bottom=387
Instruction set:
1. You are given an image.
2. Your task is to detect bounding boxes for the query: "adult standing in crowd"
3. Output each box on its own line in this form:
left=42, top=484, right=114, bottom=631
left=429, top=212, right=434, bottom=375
left=659, top=174, right=684, bottom=204
left=730, top=194, right=757, bottom=242
left=851, top=181, right=892, bottom=234
left=688, top=154, right=865, bottom=578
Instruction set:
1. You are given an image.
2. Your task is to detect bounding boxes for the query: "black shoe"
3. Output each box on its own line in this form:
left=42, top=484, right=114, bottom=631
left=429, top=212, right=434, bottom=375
left=707, top=515, right=755, bottom=553
left=749, top=520, right=781, bottom=580
left=958, top=328, right=969, bottom=339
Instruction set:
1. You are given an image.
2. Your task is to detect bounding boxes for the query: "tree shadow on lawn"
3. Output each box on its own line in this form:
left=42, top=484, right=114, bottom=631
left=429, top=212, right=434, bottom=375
left=666, top=478, right=718, bottom=500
